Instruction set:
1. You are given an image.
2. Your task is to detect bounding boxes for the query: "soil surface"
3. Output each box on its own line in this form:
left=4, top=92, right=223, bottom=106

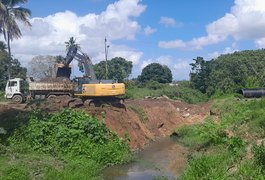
left=99, top=98, right=211, bottom=150
left=0, top=98, right=211, bottom=150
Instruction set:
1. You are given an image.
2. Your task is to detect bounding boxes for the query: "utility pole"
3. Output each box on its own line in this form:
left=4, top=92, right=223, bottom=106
left=104, top=37, right=109, bottom=79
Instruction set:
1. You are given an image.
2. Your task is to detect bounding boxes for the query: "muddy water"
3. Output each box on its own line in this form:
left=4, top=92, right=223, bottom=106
left=102, top=137, right=187, bottom=180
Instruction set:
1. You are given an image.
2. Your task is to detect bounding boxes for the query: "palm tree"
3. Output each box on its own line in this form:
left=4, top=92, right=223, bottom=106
left=65, top=37, right=80, bottom=52
left=0, top=0, right=31, bottom=78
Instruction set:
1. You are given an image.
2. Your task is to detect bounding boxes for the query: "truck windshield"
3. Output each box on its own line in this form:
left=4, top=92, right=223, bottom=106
left=8, top=81, right=17, bottom=87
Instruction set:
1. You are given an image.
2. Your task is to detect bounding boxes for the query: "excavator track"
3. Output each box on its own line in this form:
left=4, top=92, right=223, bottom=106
left=82, top=96, right=125, bottom=108
left=46, top=95, right=125, bottom=109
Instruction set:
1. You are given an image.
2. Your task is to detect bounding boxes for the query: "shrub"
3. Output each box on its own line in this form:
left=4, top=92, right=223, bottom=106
left=0, top=91, right=5, bottom=101
left=9, top=109, right=131, bottom=166
left=145, top=80, right=165, bottom=90
left=125, top=85, right=208, bottom=104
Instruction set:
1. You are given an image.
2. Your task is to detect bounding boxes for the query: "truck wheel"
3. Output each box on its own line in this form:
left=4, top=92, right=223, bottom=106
left=12, top=95, right=23, bottom=104
left=47, top=95, right=56, bottom=100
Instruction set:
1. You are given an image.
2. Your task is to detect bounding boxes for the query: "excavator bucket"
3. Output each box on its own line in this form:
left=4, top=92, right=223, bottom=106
left=56, top=64, right=71, bottom=78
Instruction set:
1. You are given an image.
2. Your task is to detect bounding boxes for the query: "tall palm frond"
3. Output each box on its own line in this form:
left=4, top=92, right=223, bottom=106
left=65, top=37, right=80, bottom=52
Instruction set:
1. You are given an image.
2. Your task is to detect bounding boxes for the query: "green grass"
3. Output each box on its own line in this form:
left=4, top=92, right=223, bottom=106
left=182, top=151, right=232, bottom=180
left=0, top=91, right=6, bottom=102
left=0, top=108, right=132, bottom=179
left=125, top=86, right=208, bottom=104
left=176, top=96, right=265, bottom=179
left=128, top=104, right=148, bottom=122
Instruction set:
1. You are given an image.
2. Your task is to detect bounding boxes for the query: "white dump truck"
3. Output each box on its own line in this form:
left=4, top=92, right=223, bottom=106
left=5, top=78, right=75, bottom=103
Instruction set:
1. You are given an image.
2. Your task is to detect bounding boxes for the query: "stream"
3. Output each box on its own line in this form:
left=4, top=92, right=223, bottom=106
left=102, top=137, right=187, bottom=180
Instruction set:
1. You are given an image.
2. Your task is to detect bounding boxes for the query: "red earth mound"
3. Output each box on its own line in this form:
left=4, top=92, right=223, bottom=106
left=0, top=98, right=211, bottom=150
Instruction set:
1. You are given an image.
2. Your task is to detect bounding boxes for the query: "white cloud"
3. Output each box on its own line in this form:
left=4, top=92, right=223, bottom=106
left=159, top=16, right=183, bottom=27
left=139, top=56, right=189, bottom=80
left=160, top=17, right=176, bottom=26
left=140, top=55, right=172, bottom=69
left=111, top=49, right=143, bottom=65
left=10, top=0, right=146, bottom=67
left=159, top=40, right=186, bottom=49
left=255, top=38, right=265, bottom=48
left=208, top=43, right=239, bottom=59
left=159, top=0, right=265, bottom=49
left=140, top=59, right=153, bottom=69
left=173, top=61, right=190, bottom=80
left=143, top=26, right=157, bottom=36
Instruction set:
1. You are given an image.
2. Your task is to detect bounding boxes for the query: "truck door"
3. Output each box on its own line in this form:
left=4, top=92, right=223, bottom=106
left=6, top=80, right=19, bottom=98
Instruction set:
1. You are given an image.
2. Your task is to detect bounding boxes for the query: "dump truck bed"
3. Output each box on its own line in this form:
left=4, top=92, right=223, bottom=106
left=29, top=82, right=74, bottom=91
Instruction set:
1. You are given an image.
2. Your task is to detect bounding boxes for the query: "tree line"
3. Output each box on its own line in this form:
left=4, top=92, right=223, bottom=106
left=1, top=0, right=264, bottom=97
left=190, top=49, right=265, bottom=96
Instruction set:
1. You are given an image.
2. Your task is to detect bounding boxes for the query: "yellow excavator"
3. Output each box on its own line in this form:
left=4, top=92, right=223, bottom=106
left=56, top=44, right=125, bottom=106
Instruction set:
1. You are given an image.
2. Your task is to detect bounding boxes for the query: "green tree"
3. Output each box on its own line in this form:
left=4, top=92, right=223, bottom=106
left=94, top=57, right=133, bottom=82
left=0, top=42, right=26, bottom=90
left=190, top=57, right=212, bottom=93
left=65, top=37, right=80, bottom=52
left=55, top=55, right=64, bottom=63
left=138, top=63, right=172, bottom=83
left=0, top=41, right=7, bottom=51
left=0, top=0, right=31, bottom=78
left=0, top=50, right=9, bottom=89
left=189, top=49, right=265, bottom=96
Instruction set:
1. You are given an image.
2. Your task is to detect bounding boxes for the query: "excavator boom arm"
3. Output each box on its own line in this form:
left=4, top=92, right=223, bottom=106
left=75, top=53, right=97, bottom=81
left=56, top=44, right=97, bottom=81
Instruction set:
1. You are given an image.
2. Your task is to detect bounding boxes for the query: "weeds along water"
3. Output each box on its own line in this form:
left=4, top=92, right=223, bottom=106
left=175, top=96, right=265, bottom=179
left=0, top=109, right=132, bottom=179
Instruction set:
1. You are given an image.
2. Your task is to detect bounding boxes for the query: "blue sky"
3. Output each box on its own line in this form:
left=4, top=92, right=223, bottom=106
left=9, top=0, right=265, bottom=80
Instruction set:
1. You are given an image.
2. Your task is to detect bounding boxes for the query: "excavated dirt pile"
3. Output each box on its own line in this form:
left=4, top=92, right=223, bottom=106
left=82, top=98, right=211, bottom=150
left=0, top=98, right=211, bottom=150
left=39, top=77, right=72, bottom=83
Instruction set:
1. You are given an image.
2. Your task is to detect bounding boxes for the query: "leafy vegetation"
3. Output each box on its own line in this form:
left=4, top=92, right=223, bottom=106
left=138, top=63, right=172, bottom=84
left=125, top=81, right=208, bottom=104
left=0, top=91, right=5, bottom=101
left=94, top=57, right=133, bottom=82
left=0, top=0, right=31, bottom=57
left=175, top=97, right=265, bottom=179
left=0, top=109, right=132, bottom=179
left=0, top=46, right=27, bottom=90
left=190, top=49, right=265, bottom=96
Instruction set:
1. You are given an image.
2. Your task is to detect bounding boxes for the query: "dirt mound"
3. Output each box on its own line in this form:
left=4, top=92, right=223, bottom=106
left=0, top=98, right=211, bottom=150
left=25, top=96, right=83, bottom=111
left=39, top=77, right=71, bottom=83
left=82, top=98, right=211, bottom=150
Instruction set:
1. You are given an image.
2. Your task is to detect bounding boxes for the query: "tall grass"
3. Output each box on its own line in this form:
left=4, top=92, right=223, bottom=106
left=0, top=109, right=132, bottom=179
left=127, top=104, right=148, bottom=122
left=176, top=97, right=265, bottom=179
left=0, top=91, right=6, bottom=102
left=125, top=86, right=208, bottom=104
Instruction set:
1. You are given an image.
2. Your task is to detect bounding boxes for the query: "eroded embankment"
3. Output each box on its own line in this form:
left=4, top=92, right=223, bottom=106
left=83, top=98, right=211, bottom=150
left=0, top=98, right=211, bottom=150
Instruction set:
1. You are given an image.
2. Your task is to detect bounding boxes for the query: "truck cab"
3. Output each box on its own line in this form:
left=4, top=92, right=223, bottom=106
left=5, top=78, right=26, bottom=103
